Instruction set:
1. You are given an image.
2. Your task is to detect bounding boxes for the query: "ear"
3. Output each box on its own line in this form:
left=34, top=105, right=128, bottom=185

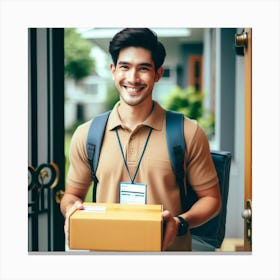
left=110, top=63, right=116, bottom=80
left=155, top=67, right=164, bottom=82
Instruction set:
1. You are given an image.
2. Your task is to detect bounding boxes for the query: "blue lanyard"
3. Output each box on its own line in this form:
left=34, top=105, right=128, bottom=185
left=115, top=127, right=153, bottom=183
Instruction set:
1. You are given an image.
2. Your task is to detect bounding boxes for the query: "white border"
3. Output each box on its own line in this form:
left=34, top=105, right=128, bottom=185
left=1, top=0, right=280, bottom=279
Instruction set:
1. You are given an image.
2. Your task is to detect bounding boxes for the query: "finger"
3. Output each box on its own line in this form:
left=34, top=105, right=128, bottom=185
left=74, top=200, right=84, bottom=209
left=161, top=210, right=171, bottom=220
left=66, top=201, right=84, bottom=218
left=64, top=220, right=69, bottom=244
left=162, top=235, right=168, bottom=251
left=65, top=201, right=84, bottom=246
left=162, top=214, right=178, bottom=251
left=162, top=223, right=173, bottom=251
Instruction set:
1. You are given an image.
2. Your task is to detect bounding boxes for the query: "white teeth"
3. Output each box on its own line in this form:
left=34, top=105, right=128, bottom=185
left=125, top=87, right=141, bottom=93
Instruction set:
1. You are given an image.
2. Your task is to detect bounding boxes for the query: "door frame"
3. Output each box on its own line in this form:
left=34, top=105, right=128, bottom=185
left=28, top=28, right=65, bottom=251
left=244, top=28, right=252, bottom=251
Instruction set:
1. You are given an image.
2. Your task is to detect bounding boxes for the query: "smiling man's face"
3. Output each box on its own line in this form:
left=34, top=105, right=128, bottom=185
left=110, top=47, right=163, bottom=107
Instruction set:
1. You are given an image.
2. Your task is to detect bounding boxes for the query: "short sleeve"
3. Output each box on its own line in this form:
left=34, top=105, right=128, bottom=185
left=66, top=121, right=92, bottom=189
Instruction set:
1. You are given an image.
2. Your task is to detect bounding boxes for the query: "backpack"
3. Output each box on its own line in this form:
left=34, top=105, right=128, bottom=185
left=86, top=110, right=231, bottom=249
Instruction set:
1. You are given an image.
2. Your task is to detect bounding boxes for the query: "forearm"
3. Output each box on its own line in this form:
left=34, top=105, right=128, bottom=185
left=60, top=185, right=88, bottom=217
left=181, top=195, right=221, bottom=229
left=60, top=193, right=82, bottom=217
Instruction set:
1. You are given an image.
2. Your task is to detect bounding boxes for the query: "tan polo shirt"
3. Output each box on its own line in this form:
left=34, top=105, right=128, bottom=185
left=67, top=101, right=218, bottom=251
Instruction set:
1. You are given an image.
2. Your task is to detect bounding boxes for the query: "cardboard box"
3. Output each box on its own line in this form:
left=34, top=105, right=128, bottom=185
left=69, top=203, right=163, bottom=252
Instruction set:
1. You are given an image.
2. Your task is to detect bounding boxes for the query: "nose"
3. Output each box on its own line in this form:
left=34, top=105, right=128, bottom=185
left=127, top=68, right=140, bottom=84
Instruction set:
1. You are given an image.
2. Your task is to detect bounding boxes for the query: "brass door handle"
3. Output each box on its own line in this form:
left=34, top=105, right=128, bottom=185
left=235, top=30, right=249, bottom=56
left=235, top=32, right=248, bottom=48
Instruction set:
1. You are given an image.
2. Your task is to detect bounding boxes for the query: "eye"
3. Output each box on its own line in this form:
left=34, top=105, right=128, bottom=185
left=139, top=67, right=149, bottom=72
left=119, top=65, right=129, bottom=70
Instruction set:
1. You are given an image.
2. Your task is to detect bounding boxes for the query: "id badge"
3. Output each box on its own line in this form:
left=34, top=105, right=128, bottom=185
left=119, top=182, right=147, bottom=205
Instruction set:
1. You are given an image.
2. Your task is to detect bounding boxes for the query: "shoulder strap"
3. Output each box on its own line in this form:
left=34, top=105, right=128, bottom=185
left=165, top=110, right=188, bottom=212
left=86, top=111, right=111, bottom=202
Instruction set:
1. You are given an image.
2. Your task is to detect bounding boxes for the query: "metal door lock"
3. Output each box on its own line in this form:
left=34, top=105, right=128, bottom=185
left=242, top=200, right=252, bottom=244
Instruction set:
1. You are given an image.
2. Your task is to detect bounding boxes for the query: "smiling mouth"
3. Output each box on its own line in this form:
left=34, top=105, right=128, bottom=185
left=123, top=85, right=145, bottom=94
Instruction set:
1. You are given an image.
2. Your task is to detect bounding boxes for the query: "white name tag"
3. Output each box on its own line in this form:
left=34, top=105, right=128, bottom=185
left=119, top=182, right=147, bottom=205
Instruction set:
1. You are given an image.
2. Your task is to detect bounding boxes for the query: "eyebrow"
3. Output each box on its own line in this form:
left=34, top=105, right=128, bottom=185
left=118, top=61, right=154, bottom=68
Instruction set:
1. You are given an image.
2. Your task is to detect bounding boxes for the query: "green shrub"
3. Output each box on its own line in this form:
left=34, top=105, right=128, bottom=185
left=164, top=86, right=215, bottom=139
left=64, top=28, right=95, bottom=81
left=104, top=82, right=120, bottom=110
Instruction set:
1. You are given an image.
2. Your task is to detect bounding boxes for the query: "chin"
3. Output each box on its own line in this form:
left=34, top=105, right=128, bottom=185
left=122, top=98, right=142, bottom=107
left=120, top=91, right=152, bottom=107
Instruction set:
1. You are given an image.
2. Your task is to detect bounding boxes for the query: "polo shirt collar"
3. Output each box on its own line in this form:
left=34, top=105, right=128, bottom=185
left=107, top=100, right=165, bottom=131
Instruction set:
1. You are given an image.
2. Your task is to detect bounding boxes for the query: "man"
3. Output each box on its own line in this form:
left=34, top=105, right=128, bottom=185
left=61, top=28, right=221, bottom=251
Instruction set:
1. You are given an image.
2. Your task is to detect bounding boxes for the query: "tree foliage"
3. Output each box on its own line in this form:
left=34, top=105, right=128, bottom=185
left=164, top=86, right=204, bottom=119
left=64, top=28, right=95, bottom=81
left=164, top=86, right=215, bottom=139
left=104, top=82, right=120, bottom=110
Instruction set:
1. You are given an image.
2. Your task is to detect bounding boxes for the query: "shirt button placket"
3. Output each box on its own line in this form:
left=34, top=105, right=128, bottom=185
left=128, top=133, right=136, bottom=162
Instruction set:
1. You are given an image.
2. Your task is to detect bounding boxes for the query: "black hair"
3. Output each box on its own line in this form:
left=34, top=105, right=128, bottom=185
left=109, top=28, right=166, bottom=71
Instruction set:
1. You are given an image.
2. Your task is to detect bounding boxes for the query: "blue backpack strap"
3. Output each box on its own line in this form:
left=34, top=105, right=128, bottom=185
left=86, top=111, right=111, bottom=202
left=165, top=110, right=188, bottom=212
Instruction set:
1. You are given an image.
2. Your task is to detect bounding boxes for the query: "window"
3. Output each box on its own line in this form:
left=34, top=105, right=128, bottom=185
left=188, top=55, right=203, bottom=91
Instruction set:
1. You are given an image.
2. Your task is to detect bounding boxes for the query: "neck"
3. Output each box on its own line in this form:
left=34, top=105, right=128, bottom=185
left=118, top=100, right=154, bottom=130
